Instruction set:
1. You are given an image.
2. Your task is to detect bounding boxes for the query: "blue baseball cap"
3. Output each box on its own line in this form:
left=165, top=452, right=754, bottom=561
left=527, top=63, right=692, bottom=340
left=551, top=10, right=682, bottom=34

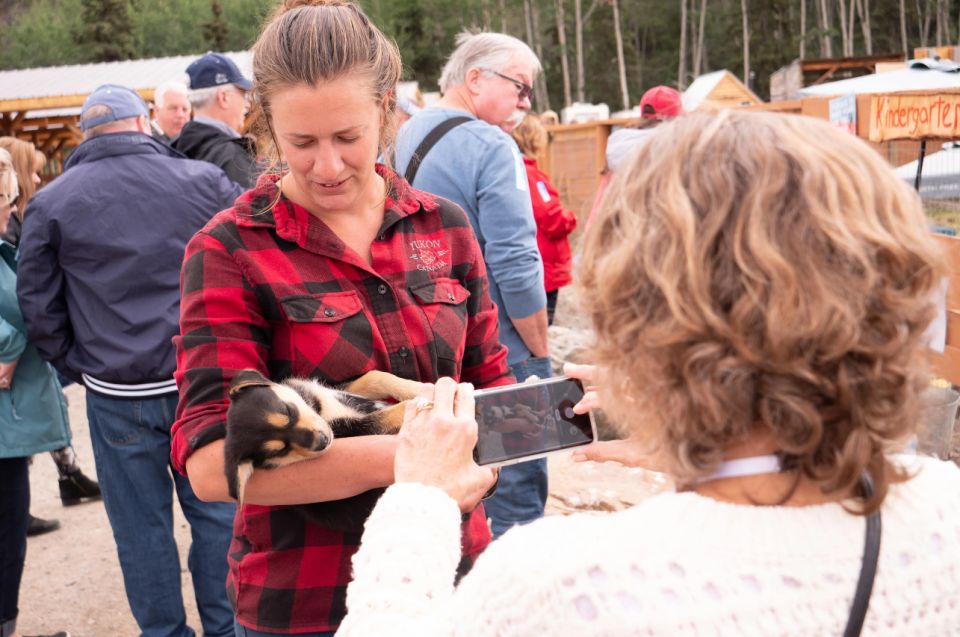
left=186, top=52, right=252, bottom=91
left=79, top=84, right=150, bottom=132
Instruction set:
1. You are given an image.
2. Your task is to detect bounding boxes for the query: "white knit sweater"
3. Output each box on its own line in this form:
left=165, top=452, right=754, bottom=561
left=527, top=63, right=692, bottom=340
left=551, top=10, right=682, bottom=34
left=338, top=455, right=960, bottom=636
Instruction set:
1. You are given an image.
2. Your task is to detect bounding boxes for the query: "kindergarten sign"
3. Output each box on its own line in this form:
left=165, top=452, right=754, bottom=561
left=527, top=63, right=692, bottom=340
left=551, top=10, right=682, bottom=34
left=870, top=93, right=960, bottom=141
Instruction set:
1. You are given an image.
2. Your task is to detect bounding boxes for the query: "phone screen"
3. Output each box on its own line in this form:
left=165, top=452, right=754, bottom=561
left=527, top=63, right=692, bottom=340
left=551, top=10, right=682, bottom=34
left=473, top=377, right=594, bottom=466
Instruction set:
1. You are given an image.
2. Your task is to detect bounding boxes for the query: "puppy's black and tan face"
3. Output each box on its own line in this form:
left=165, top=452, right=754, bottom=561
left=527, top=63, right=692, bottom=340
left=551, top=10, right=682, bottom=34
left=226, top=370, right=335, bottom=467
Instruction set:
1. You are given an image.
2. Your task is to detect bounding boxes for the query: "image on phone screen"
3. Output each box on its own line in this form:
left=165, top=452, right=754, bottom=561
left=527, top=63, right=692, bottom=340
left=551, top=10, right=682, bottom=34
left=473, top=377, right=595, bottom=466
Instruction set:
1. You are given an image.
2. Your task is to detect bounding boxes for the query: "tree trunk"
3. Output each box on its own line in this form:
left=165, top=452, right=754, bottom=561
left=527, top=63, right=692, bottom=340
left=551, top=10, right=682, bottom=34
left=838, top=0, right=850, bottom=56
left=817, top=0, right=833, bottom=58
left=575, top=0, right=584, bottom=102
left=555, top=0, right=572, bottom=108
left=612, top=0, right=629, bottom=111
left=800, top=0, right=807, bottom=58
left=900, top=0, right=908, bottom=56
left=917, top=0, right=931, bottom=48
left=530, top=0, right=551, bottom=110
left=741, top=0, right=750, bottom=88
left=935, top=0, right=945, bottom=46
left=678, top=0, right=688, bottom=90
left=482, top=0, right=491, bottom=30
left=855, top=0, right=873, bottom=55
left=694, top=0, right=707, bottom=76
left=499, top=0, right=508, bottom=33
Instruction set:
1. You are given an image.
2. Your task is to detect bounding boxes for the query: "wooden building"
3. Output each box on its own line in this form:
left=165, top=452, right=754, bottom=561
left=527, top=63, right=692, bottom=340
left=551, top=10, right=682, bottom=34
left=0, top=51, right=251, bottom=176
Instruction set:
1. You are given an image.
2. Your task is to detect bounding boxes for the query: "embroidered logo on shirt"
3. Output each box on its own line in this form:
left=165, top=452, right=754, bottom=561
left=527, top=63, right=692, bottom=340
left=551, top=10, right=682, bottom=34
left=408, top=239, right=450, bottom=272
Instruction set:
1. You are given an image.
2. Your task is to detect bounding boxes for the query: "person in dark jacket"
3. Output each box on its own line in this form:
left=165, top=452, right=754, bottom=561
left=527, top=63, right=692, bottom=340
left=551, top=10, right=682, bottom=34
left=16, top=84, right=243, bottom=637
left=173, top=52, right=257, bottom=188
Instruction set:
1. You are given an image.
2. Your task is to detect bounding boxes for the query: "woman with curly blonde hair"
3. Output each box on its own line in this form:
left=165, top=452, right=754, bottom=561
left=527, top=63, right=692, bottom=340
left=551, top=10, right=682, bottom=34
left=338, top=110, right=960, bottom=635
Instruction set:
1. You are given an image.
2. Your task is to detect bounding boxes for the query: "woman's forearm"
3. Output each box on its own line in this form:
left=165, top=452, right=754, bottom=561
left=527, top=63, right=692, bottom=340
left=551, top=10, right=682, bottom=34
left=185, top=435, right=398, bottom=504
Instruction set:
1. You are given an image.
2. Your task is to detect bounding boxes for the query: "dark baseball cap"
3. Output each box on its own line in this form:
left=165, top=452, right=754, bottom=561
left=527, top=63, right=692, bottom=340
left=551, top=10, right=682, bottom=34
left=79, top=84, right=149, bottom=131
left=186, top=52, right=252, bottom=91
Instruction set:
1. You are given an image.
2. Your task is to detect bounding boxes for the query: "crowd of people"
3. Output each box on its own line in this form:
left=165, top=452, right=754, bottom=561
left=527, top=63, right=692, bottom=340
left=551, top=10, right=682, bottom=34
left=2, top=0, right=960, bottom=636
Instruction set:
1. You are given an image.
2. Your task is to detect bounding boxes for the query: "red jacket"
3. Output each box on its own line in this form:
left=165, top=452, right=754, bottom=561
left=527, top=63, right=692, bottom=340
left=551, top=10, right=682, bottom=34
left=523, top=157, right=577, bottom=292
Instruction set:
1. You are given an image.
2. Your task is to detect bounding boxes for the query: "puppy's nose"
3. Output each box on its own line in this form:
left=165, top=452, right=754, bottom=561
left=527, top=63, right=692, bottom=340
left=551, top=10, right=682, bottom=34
left=312, top=432, right=332, bottom=452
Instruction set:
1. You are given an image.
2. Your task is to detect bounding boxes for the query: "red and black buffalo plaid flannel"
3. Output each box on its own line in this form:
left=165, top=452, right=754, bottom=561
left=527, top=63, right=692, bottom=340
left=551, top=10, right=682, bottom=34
left=171, top=166, right=512, bottom=633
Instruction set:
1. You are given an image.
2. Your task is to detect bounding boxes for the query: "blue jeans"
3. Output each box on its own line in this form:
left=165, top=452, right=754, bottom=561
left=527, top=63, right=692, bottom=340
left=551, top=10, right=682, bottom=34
left=483, top=356, right=552, bottom=539
left=233, top=618, right=334, bottom=637
left=86, top=391, right=236, bottom=637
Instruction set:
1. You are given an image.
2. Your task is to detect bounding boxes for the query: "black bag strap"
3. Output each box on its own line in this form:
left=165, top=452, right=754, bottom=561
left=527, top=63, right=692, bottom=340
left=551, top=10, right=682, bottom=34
left=843, top=473, right=882, bottom=637
left=403, top=116, right=472, bottom=185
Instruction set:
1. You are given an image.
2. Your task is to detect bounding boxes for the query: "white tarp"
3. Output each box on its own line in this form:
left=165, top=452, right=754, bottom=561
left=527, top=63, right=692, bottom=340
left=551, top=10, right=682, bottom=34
left=799, top=58, right=960, bottom=97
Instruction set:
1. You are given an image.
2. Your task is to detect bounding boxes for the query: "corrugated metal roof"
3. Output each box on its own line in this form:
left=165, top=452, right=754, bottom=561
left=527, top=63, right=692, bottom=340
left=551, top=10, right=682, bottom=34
left=0, top=50, right=252, bottom=102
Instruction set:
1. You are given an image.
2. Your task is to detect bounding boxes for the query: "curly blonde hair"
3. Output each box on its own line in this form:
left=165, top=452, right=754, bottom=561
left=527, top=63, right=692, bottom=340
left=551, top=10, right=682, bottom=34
left=580, top=110, right=945, bottom=513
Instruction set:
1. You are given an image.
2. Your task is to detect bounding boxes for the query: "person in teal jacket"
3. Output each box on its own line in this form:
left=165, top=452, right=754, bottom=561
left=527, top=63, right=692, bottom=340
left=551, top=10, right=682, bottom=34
left=0, top=147, right=71, bottom=637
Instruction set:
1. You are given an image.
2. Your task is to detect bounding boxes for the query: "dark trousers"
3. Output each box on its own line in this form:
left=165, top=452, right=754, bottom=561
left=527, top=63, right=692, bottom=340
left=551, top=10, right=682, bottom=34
left=546, top=289, right=559, bottom=326
left=0, top=456, right=29, bottom=637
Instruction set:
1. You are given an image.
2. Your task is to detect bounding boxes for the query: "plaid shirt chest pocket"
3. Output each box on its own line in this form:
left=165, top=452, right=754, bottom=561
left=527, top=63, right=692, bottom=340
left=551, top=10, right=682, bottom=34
left=409, top=277, right=471, bottom=378
left=277, top=291, right=375, bottom=377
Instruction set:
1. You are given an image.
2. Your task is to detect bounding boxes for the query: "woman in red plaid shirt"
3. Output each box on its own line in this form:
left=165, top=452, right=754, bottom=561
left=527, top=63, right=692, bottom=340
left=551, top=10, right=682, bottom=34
left=170, top=2, right=509, bottom=635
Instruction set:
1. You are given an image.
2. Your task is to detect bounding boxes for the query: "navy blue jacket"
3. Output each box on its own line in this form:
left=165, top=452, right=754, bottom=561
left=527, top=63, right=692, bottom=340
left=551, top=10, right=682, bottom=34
left=17, top=132, right=243, bottom=395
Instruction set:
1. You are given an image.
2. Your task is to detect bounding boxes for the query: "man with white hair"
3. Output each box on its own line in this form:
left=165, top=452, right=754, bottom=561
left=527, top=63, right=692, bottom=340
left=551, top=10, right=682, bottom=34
left=17, top=83, right=242, bottom=637
left=151, top=79, right=191, bottom=143
left=173, top=52, right=257, bottom=188
left=394, top=32, right=551, bottom=540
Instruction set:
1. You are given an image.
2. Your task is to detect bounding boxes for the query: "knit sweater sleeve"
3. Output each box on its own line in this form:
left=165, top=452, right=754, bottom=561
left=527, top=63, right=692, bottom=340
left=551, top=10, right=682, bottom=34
left=338, top=483, right=465, bottom=636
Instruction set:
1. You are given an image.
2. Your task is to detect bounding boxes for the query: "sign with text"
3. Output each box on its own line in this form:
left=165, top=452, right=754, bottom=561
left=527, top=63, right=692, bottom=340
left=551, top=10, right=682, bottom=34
left=870, top=93, right=960, bottom=141
left=829, top=94, right=857, bottom=134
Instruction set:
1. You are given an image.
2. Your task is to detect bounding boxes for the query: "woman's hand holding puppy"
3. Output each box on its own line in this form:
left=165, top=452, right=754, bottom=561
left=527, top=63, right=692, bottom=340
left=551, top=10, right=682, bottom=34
left=395, top=377, right=497, bottom=513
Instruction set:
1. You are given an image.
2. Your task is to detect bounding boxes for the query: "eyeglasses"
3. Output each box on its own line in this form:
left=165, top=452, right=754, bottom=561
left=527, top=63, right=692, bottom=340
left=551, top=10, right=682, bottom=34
left=481, top=69, right=534, bottom=103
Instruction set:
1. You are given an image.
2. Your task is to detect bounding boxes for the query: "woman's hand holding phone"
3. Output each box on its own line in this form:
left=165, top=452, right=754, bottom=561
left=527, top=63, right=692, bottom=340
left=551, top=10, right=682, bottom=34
left=563, top=362, right=668, bottom=471
left=395, top=377, right=497, bottom=513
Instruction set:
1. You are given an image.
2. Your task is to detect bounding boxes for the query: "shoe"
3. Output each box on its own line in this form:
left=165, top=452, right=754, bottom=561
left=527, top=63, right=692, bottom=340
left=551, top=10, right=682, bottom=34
left=59, top=469, right=101, bottom=506
left=26, top=513, right=61, bottom=537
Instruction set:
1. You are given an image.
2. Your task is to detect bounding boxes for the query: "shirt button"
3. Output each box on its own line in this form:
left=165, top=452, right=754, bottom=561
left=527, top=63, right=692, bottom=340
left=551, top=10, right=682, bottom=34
left=398, top=346, right=409, bottom=358
left=324, top=308, right=336, bottom=317
left=378, top=284, right=388, bottom=295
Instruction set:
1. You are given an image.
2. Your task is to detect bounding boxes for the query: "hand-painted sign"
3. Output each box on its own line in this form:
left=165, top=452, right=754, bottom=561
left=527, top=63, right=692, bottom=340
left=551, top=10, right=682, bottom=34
left=870, top=93, right=960, bottom=141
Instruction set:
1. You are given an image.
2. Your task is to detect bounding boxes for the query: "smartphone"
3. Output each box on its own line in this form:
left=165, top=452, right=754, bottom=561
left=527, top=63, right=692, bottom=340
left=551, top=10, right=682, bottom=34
left=473, top=376, right=596, bottom=467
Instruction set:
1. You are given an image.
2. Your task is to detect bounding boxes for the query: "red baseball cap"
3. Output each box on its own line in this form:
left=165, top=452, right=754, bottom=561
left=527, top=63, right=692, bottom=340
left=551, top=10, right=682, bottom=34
left=639, top=86, right=683, bottom=120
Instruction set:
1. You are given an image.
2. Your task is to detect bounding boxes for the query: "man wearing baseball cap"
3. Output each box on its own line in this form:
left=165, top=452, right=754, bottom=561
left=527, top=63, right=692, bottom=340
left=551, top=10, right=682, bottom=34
left=586, top=85, right=685, bottom=228
left=17, top=83, right=242, bottom=637
left=173, top=52, right=258, bottom=188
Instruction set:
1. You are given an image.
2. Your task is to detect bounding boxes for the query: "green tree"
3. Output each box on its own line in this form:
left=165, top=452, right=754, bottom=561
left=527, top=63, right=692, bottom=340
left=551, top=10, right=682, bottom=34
left=75, top=0, right=137, bottom=62
left=0, top=0, right=85, bottom=70
left=203, top=0, right=229, bottom=51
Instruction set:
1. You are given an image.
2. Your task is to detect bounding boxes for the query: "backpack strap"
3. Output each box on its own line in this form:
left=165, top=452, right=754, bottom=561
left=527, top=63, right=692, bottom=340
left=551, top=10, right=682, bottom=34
left=403, top=116, right=473, bottom=185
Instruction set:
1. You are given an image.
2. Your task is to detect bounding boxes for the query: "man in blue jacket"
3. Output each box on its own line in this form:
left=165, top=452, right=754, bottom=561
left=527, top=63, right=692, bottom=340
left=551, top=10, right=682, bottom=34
left=395, top=32, right=551, bottom=539
left=17, top=84, right=243, bottom=637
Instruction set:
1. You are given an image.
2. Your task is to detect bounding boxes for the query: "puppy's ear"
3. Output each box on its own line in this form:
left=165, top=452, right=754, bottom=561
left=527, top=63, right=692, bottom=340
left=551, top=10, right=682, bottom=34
left=229, top=369, right=274, bottom=397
